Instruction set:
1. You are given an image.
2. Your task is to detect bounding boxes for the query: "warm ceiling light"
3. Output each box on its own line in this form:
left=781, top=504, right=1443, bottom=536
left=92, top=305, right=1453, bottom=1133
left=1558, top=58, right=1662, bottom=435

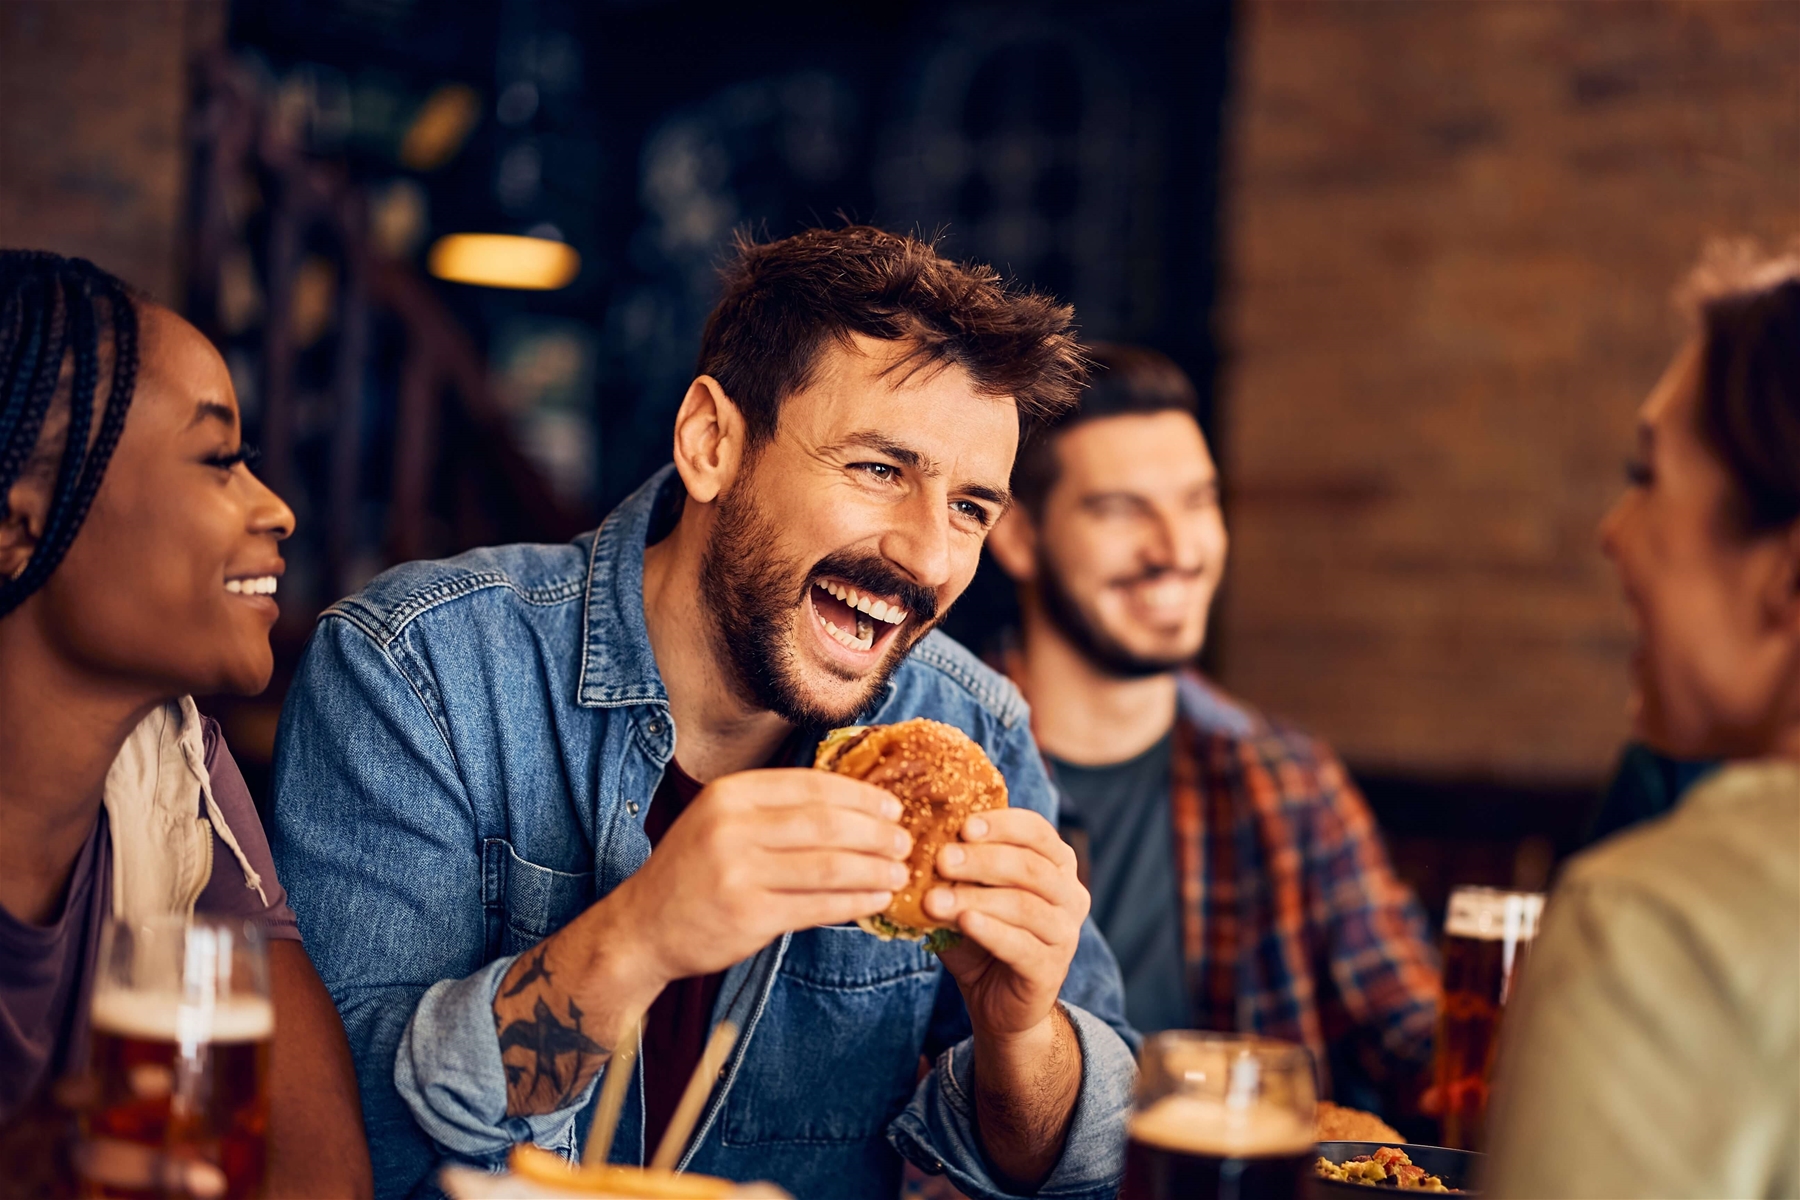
left=426, top=234, right=580, bottom=290
left=400, top=84, right=482, bottom=171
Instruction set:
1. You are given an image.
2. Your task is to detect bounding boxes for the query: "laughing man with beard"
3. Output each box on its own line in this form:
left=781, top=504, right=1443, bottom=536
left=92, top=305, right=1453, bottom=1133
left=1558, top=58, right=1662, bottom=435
left=984, top=345, right=1440, bottom=1115
left=267, top=227, right=1135, bottom=1200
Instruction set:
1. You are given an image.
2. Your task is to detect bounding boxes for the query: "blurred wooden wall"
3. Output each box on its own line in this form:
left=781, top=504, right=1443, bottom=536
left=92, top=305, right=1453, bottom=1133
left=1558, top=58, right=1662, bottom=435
left=1217, top=0, right=1800, bottom=785
left=0, top=0, right=225, bottom=302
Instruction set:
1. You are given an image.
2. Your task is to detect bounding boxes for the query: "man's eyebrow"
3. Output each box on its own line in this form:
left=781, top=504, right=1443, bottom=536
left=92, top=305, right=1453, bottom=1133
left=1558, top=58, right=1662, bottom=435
left=187, top=400, right=238, bottom=431
left=961, top=482, right=1013, bottom=511
left=830, top=430, right=936, bottom=475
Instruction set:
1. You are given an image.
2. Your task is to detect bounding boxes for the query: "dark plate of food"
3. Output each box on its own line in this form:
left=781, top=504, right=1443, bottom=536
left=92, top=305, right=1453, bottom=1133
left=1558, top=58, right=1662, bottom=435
left=1311, top=1142, right=1482, bottom=1196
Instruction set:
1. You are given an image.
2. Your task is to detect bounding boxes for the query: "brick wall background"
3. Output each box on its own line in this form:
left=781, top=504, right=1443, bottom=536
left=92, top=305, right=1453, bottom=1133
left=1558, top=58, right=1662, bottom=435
left=1216, top=0, right=1800, bottom=785
left=0, top=0, right=224, bottom=303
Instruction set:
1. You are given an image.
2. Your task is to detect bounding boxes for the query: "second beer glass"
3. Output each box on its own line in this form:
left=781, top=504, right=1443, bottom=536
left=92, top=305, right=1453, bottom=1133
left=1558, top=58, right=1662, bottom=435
left=1432, top=885, right=1543, bottom=1150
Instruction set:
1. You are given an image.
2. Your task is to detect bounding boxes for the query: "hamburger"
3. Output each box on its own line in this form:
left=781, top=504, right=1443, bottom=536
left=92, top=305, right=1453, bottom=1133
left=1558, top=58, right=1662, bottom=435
left=813, top=718, right=1009, bottom=951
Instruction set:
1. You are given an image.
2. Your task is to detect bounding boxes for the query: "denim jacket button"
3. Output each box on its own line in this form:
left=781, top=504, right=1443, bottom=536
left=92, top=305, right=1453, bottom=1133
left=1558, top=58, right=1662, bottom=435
left=647, top=719, right=664, bottom=736
left=628, top=801, right=641, bottom=816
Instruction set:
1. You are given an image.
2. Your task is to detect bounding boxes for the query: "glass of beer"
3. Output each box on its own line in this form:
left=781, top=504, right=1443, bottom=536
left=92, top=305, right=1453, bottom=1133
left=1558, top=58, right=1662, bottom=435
left=84, top=916, right=273, bottom=1199
left=1432, top=886, right=1543, bottom=1150
left=1121, top=1031, right=1317, bottom=1200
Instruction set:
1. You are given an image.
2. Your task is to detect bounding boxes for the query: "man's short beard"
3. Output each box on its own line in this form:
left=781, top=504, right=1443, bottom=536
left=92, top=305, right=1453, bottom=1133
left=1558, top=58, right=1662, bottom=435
left=1034, top=545, right=1196, bottom=680
left=698, top=479, right=937, bottom=729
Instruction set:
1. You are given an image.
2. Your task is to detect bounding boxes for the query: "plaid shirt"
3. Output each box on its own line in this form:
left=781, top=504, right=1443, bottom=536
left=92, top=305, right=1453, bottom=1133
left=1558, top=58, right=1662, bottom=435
left=1019, top=664, right=1441, bottom=1093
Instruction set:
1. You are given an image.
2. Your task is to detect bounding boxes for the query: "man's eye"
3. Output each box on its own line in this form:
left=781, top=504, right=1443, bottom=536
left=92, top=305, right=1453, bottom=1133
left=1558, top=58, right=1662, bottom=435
left=953, top=500, right=991, bottom=526
left=1624, top=457, right=1653, bottom=487
left=855, top=462, right=898, bottom=482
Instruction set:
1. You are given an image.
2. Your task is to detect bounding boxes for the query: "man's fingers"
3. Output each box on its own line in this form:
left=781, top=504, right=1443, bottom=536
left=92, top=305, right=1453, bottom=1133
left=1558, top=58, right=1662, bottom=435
left=772, top=890, right=895, bottom=930
left=762, top=850, right=912, bottom=893
left=756, top=804, right=911, bottom=857
left=728, top=769, right=902, bottom=819
left=953, top=906, right=1057, bottom=971
left=961, top=808, right=1075, bottom=868
left=936, top=841, right=1073, bottom=906
left=925, top=884, right=1070, bottom=948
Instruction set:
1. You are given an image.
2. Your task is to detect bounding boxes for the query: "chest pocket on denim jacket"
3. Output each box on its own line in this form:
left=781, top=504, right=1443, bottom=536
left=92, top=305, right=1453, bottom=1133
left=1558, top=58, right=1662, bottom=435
left=482, top=839, right=594, bottom=958
left=723, top=926, right=940, bottom=1146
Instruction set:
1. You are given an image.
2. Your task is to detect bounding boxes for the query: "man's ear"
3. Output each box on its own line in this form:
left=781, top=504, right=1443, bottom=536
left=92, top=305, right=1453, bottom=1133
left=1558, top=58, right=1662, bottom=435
left=986, top=504, right=1038, bottom=584
left=0, top=477, right=49, bottom=583
left=670, top=375, right=747, bottom=505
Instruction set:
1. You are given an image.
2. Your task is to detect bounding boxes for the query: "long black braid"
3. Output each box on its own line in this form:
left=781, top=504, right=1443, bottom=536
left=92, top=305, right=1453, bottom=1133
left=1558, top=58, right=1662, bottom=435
left=0, top=251, right=140, bottom=619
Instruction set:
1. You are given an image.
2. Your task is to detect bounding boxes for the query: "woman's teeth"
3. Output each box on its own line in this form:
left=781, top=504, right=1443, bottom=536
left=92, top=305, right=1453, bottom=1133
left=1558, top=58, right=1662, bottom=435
left=816, top=579, right=907, bottom=625
left=226, top=576, right=278, bottom=596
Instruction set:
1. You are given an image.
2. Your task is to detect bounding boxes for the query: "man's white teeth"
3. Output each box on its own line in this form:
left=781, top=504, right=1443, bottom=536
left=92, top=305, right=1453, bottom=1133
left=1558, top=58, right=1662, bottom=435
left=822, top=616, right=875, bottom=652
left=817, top=580, right=907, bottom=625
left=226, top=576, right=278, bottom=596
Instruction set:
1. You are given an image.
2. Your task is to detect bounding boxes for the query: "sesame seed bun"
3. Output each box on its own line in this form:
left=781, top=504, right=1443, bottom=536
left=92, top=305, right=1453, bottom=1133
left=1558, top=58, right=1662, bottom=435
left=813, top=718, right=1009, bottom=946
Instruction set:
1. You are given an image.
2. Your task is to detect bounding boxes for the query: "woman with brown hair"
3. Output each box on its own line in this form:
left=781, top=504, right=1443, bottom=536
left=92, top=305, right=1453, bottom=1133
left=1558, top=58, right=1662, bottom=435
left=0, top=251, right=371, bottom=1197
left=1486, top=243, right=1800, bottom=1198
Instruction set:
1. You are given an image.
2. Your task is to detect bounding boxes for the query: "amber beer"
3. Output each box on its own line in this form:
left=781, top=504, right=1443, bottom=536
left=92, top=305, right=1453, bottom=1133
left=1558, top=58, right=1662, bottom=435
left=1121, top=1033, right=1316, bottom=1200
left=85, top=918, right=272, bottom=1199
left=1432, top=887, right=1543, bottom=1150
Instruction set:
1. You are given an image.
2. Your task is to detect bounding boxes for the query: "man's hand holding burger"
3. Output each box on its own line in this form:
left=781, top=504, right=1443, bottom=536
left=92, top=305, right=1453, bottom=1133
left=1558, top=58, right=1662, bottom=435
left=928, top=809, right=1089, bottom=1191
left=491, top=769, right=910, bottom=1117
left=816, top=719, right=1091, bottom=1192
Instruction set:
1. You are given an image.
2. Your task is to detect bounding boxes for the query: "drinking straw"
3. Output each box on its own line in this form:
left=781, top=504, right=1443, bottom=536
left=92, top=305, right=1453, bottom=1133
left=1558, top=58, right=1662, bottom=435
left=648, top=1020, right=740, bottom=1172
left=582, top=1016, right=642, bottom=1167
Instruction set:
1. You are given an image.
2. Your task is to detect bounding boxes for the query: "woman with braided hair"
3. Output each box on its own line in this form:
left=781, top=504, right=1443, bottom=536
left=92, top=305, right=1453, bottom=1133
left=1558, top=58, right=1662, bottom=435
left=0, top=252, right=372, bottom=1198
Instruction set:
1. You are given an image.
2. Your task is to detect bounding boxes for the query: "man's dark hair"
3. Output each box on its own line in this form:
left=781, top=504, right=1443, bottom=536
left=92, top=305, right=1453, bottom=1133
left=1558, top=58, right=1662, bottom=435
left=696, top=226, right=1085, bottom=446
left=1682, top=241, right=1800, bottom=535
left=0, top=250, right=140, bottom=619
left=1011, top=342, right=1201, bottom=515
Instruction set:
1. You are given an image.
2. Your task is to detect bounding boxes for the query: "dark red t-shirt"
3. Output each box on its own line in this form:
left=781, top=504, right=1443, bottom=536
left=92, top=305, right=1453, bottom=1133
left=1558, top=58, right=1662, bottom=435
left=638, top=759, right=726, bottom=1159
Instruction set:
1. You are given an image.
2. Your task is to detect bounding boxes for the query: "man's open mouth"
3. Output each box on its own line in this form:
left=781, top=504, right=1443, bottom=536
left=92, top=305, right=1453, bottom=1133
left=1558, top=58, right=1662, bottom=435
left=809, top=577, right=909, bottom=654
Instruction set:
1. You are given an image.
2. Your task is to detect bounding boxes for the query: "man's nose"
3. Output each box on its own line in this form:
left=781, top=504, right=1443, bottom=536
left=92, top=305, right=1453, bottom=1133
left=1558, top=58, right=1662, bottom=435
left=880, top=492, right=953, bottom=590
left=1144, top=509, right=1189, bottom=571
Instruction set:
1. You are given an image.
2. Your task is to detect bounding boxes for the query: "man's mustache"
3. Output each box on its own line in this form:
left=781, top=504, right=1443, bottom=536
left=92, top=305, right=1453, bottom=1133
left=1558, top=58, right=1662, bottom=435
left=806, top=550, right=939, bottom=625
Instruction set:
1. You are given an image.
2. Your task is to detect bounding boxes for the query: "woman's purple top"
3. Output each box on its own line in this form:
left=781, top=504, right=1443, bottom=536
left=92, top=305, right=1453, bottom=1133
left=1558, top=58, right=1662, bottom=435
left=0, top=718, right=300, bottom=1119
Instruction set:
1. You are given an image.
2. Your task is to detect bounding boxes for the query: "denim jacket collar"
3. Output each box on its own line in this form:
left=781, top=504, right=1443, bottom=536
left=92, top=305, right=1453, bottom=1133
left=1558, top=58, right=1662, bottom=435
left=576, top=467, right=676, bottom=740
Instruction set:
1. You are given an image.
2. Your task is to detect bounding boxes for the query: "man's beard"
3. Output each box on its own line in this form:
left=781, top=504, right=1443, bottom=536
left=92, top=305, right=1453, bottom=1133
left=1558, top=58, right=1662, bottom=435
left=1035, top=545, right=1199, bottom=680
left=698, top=483, right=940, bottom=728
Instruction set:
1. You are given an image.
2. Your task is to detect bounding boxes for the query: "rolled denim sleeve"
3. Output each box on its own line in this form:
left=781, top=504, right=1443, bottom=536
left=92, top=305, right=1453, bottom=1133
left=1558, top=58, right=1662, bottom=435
left=270, top=613, right=572, bottom=1196
left=397, top=953, right=601, bottom=1158
left=889, top=717, right=1139, bottom=1200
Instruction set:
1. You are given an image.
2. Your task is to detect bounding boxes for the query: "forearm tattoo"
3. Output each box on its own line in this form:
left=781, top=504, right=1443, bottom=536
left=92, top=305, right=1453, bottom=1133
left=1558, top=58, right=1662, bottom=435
left=495, top=946, right=611, bottom=1116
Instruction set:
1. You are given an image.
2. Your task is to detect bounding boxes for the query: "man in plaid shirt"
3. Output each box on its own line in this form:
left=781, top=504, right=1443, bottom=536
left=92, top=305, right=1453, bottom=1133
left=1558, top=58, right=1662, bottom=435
left=984, top=344, right=1441, bottom=1108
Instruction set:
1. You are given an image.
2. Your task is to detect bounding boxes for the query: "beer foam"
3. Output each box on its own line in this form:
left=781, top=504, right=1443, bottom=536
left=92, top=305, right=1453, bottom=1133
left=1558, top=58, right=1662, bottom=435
left=91, top=991, right=273, bottom=1044
left=1129, top=1095, right=1315, bottom=1156
left=1444, top=889, right=1543, bottom=942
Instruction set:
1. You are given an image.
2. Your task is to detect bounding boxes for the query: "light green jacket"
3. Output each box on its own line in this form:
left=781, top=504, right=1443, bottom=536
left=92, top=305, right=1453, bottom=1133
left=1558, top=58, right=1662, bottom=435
left=1486, top=759, right=1799, bottom=1199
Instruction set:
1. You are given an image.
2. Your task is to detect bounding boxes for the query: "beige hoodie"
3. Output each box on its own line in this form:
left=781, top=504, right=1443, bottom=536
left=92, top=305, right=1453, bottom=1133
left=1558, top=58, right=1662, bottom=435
left=101, top=696, right=266, bottom=923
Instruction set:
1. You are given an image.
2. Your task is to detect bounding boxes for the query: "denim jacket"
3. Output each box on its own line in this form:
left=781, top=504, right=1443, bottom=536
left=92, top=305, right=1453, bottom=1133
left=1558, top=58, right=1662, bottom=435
left=269, top=466, right=1137, bottom=1200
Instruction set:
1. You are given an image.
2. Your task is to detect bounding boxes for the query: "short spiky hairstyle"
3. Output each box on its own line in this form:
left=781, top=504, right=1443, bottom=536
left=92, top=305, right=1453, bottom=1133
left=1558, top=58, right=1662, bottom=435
left=1012, top=342, right=1201, bottom=516
left=697, top=226, right=1085, bottom=445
